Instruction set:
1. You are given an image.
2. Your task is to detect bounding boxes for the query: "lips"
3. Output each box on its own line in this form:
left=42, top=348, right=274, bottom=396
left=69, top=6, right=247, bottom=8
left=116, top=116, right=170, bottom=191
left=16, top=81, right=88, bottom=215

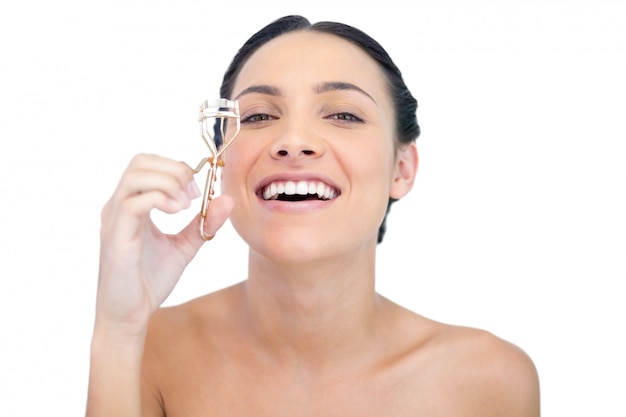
left=260, top=180, right=339, bottom=201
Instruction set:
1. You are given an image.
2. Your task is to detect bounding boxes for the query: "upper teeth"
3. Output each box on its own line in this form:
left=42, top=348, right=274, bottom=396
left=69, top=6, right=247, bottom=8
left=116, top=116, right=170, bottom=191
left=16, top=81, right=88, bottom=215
left=262, top=180, right=337, bottom=200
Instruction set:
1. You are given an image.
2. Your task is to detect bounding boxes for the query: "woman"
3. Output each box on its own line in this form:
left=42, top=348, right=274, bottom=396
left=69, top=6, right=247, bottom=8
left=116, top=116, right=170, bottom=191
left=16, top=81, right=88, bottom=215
left=87, top=15, right=540, bottom=416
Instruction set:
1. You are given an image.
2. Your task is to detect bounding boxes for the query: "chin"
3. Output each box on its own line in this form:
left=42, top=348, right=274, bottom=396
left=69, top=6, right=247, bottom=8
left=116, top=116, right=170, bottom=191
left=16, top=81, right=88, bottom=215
left=239, top=226, right=336, bottom=265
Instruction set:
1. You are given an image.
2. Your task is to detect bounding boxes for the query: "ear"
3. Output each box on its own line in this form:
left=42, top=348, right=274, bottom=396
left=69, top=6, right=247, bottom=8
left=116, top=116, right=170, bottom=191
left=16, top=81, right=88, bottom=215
left=389, top=143, right=418, bottom=199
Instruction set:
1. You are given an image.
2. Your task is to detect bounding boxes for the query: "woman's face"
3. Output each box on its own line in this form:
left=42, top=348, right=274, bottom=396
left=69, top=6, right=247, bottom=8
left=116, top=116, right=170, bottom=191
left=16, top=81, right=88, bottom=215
left=221, top=30, right=408, bottom=262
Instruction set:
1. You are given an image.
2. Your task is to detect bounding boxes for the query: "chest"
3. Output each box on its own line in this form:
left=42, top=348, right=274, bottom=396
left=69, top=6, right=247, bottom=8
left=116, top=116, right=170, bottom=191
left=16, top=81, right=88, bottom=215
left=154, top=356, right=432, bottom=417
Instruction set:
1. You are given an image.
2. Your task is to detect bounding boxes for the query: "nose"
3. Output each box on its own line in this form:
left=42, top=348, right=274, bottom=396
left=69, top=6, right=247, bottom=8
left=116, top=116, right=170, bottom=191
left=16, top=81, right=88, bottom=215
left=269, top=121, right=325, bottom=160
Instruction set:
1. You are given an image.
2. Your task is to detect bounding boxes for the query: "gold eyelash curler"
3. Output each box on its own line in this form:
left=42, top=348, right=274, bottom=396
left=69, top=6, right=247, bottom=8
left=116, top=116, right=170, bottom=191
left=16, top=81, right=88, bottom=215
left=186, top=98, right=241, bottom=240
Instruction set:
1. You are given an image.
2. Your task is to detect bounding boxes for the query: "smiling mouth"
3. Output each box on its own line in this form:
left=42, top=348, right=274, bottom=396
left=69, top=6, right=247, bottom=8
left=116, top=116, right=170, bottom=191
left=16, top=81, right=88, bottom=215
left=261, top=180, right=339, bottom=201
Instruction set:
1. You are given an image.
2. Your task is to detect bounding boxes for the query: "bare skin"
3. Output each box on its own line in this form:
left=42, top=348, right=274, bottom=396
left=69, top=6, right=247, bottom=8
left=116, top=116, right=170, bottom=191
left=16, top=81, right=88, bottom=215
left=87, top=30, right=539, bottom=417
left=141, top=286, right=539, bottom=417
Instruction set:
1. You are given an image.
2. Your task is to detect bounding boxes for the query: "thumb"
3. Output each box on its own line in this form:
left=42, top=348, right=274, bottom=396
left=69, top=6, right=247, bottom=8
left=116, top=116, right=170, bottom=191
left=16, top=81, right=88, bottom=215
left=176, top=194, right=235, bottom=257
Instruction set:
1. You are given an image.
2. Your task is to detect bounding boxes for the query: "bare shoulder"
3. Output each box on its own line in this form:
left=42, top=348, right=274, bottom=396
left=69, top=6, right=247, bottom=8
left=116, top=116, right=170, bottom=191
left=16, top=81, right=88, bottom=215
left=409, top=316, right=540, bottom=416
left=145, top=283, right=238, bottom=347
left=141, top=285, right=240, bottom=411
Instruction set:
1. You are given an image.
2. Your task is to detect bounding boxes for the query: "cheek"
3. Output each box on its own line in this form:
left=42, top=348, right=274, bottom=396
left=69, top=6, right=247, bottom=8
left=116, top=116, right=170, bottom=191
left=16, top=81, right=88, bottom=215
left=219, top=148, right=250, bottom=232
left=220, top=136, right=265, bottom=198
left=344, top=139, right=395, bottom=188
left=220, top=144, right=247, bottom=194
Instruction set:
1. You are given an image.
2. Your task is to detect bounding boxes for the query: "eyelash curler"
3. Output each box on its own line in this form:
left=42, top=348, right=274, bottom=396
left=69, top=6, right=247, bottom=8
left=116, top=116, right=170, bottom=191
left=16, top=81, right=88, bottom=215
left=186, top=98, right=241, bottom=240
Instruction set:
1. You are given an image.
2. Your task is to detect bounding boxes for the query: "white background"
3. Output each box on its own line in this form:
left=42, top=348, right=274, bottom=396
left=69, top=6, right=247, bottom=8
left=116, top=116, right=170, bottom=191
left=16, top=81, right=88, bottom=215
left=1, top=0, right=624, bottom=415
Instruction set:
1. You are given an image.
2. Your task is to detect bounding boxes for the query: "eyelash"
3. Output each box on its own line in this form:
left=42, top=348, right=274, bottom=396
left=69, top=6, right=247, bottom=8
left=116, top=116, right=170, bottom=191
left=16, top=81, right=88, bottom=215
left=241, top=112, right=363, bottom=124
left=241, top=113, right=276, bottom=124
left=327, top=112, right=363, bottom=123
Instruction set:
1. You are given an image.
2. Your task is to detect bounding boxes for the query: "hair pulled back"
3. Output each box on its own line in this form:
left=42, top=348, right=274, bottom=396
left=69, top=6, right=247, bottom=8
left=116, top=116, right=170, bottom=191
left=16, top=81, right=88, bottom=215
left=215, top=15, right=420, bottom=243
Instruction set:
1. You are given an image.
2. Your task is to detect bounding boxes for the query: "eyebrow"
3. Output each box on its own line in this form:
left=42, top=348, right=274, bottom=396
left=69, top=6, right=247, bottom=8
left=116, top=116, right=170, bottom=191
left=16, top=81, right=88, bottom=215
left=315, top=81, right=376, bottom=104
left=234, top=81, right=376, bottom=104
left=234, top=84, right=282, bottom=100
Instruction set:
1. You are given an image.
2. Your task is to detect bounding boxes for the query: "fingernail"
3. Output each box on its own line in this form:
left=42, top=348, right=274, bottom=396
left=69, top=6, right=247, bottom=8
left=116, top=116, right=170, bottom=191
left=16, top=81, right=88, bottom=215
left=186, top=180, right=201, bottom=199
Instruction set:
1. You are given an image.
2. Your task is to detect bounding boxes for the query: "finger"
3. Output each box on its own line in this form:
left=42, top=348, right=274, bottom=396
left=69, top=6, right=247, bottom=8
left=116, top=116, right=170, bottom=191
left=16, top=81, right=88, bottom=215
left=102, top=190, right=193, bottom=244
left=176, top=194, right=234, bottom=255
left=115, top=170, right=200, bottom=203
left=125, top=153, right=197, bottom=188
left=200, top=194, right=235, bottom=237
left=117, top=154, right=197, bottom=198
left=126, top=153, right=194, bottom=181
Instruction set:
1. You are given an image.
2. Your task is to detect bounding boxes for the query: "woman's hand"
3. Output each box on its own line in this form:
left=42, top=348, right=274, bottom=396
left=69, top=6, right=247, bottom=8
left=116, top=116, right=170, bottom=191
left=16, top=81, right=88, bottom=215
left=95, top=153, right=233, bottom=338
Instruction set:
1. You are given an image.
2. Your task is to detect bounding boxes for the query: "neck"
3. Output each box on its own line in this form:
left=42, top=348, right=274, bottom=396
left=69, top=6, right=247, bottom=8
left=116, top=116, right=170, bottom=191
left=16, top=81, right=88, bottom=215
left=240, top=247, right=384, bottom=369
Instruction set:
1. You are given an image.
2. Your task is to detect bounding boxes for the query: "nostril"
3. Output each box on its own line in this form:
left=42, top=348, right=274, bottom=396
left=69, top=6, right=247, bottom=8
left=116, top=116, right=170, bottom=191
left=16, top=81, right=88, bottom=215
left=273, top=148, right=318, bottom=158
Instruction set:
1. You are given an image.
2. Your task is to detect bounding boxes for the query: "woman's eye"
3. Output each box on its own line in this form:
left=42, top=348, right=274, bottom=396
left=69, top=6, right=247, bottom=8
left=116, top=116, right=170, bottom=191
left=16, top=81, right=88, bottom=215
left=241, top=113, right=275, bottom=123
left=328, top=113, right=363, bottom=122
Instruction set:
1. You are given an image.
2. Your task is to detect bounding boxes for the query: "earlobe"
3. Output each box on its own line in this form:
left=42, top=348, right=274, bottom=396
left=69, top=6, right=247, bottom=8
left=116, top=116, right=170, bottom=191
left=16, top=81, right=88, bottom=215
left=389, top=143, right=418, bottom=199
